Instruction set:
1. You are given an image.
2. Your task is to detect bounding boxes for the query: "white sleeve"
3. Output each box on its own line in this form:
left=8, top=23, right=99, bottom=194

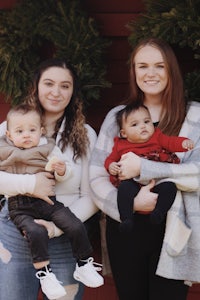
left=89, top=106, right=124, bottom=222
left=0, top=172, right=36, bottom=196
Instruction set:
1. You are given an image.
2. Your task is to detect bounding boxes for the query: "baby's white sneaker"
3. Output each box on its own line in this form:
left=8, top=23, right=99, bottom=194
left=73, top=257, right=104, bottom=288
left=36, top=269, right=66, bottom=300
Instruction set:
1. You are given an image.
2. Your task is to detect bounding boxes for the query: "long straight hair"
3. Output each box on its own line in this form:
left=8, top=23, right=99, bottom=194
left=126, top=38, right=186, bottom=136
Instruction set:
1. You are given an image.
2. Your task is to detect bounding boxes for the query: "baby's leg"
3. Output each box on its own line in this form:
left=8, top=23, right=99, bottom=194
left=117, top=179, right=140, bottom=232
left=151, top=181, right=177, bottom=224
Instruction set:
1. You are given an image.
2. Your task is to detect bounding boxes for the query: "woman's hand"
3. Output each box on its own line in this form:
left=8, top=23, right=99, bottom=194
left=134, top=180, right=158, bottom=212
left=118, top=152, right=141, bottom=180
left=34, top=219, right=63, bottom=238
left=33, top=172, right=55, bottom=205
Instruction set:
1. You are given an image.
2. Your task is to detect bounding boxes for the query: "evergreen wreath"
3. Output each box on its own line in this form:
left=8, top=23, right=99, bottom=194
left=128, top=0, right=200, bottom=102
left=0, top=0, right=110, bottom=105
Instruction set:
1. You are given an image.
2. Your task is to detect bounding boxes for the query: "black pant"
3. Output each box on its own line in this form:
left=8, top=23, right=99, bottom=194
left=106, top=215, right=188, bottom=300
left=117, top=179, right=177, bottom=224
left=8, top=195, right=92, bottom=263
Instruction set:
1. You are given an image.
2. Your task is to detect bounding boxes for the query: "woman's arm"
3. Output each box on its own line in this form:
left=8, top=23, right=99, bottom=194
left=117, top=146, right=200, bottom=192
left=89, top=107, right=123, bottom=221
left=139, top=158, right=200, bottom=192
left=0, top=171, right=55, bottom=204
left=0, top=171, right=35, bottom=196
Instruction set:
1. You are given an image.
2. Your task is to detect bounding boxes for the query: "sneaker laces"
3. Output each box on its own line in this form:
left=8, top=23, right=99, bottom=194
left=35, top=270, right=63, bottom=284
left=36, top=270, right=48, bottom=279
left=80, top=257, right=102, bottom=272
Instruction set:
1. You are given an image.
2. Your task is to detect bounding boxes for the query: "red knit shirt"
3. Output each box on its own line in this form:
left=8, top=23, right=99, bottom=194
left=105, top=128, right=188, bottom=185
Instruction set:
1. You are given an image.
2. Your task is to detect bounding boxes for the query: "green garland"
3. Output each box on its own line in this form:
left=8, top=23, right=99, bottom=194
left=128, top=0, right=200, bottom=102
left=0, top=0, right=110, bottom=105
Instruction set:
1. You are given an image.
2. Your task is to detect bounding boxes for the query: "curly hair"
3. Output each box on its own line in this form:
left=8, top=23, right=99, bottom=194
left=26, top=58, right=89, bottom=160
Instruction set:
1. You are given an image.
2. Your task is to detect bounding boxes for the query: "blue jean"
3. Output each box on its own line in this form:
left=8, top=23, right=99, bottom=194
left=0, top=202, right=84, bottom=300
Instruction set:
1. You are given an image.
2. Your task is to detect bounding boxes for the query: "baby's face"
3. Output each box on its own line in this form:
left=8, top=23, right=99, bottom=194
left=6, top=111, right=43, bottom=149
left=120, top=107, right=155, bottom=143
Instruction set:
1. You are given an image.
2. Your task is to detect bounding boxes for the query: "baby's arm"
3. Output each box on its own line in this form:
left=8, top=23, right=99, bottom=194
left=158, top=128, right=194, bottom=153
left=46, top=146, right=72, bottom=181
left=46, top=156, right=66, bottom=176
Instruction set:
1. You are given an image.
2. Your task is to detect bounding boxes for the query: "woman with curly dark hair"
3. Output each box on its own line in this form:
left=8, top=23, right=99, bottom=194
left=0, top=58, right=101, bottom=300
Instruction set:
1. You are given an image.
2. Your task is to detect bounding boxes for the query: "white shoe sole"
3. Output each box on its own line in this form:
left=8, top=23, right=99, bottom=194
left=73, top=271, right=104, bottom=288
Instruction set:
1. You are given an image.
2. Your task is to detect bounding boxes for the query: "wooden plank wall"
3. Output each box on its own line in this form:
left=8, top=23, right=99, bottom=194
left=83, top=0, right=145, bottom=133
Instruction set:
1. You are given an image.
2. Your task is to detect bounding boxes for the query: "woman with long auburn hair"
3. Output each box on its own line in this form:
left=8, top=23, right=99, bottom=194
left=90, top=37, right=200, bottom=300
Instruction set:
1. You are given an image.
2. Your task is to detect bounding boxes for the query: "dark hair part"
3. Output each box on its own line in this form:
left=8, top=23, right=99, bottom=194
left=126, top=37, right=186, bottom=136
left=7, top=102, right=43, bottom=130
left=116, top=102, right=149, bottom=130
left=27, top=58, right=89, bottom=160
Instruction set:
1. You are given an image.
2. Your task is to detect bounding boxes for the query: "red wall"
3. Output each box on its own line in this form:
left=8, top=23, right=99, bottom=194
left=83, top=0, right=145, bottom=132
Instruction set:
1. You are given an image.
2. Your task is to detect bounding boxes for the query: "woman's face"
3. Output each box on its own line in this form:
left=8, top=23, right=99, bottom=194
left=38, top=66, right=73, bottom=117
left=134, top=45, right=168, bottom=98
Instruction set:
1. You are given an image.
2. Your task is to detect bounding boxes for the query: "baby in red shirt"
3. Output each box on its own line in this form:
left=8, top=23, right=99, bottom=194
left=105, top=103, right=194, bottom=231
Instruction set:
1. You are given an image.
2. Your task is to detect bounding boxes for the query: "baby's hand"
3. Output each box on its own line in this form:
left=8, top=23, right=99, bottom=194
left=53, top=161, right=66, bottom=176
left=108, top=162, right=120, bottom=176
left=182, top=139, right=194, bottom=150
left=45, top=156, right=66, bottom=176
